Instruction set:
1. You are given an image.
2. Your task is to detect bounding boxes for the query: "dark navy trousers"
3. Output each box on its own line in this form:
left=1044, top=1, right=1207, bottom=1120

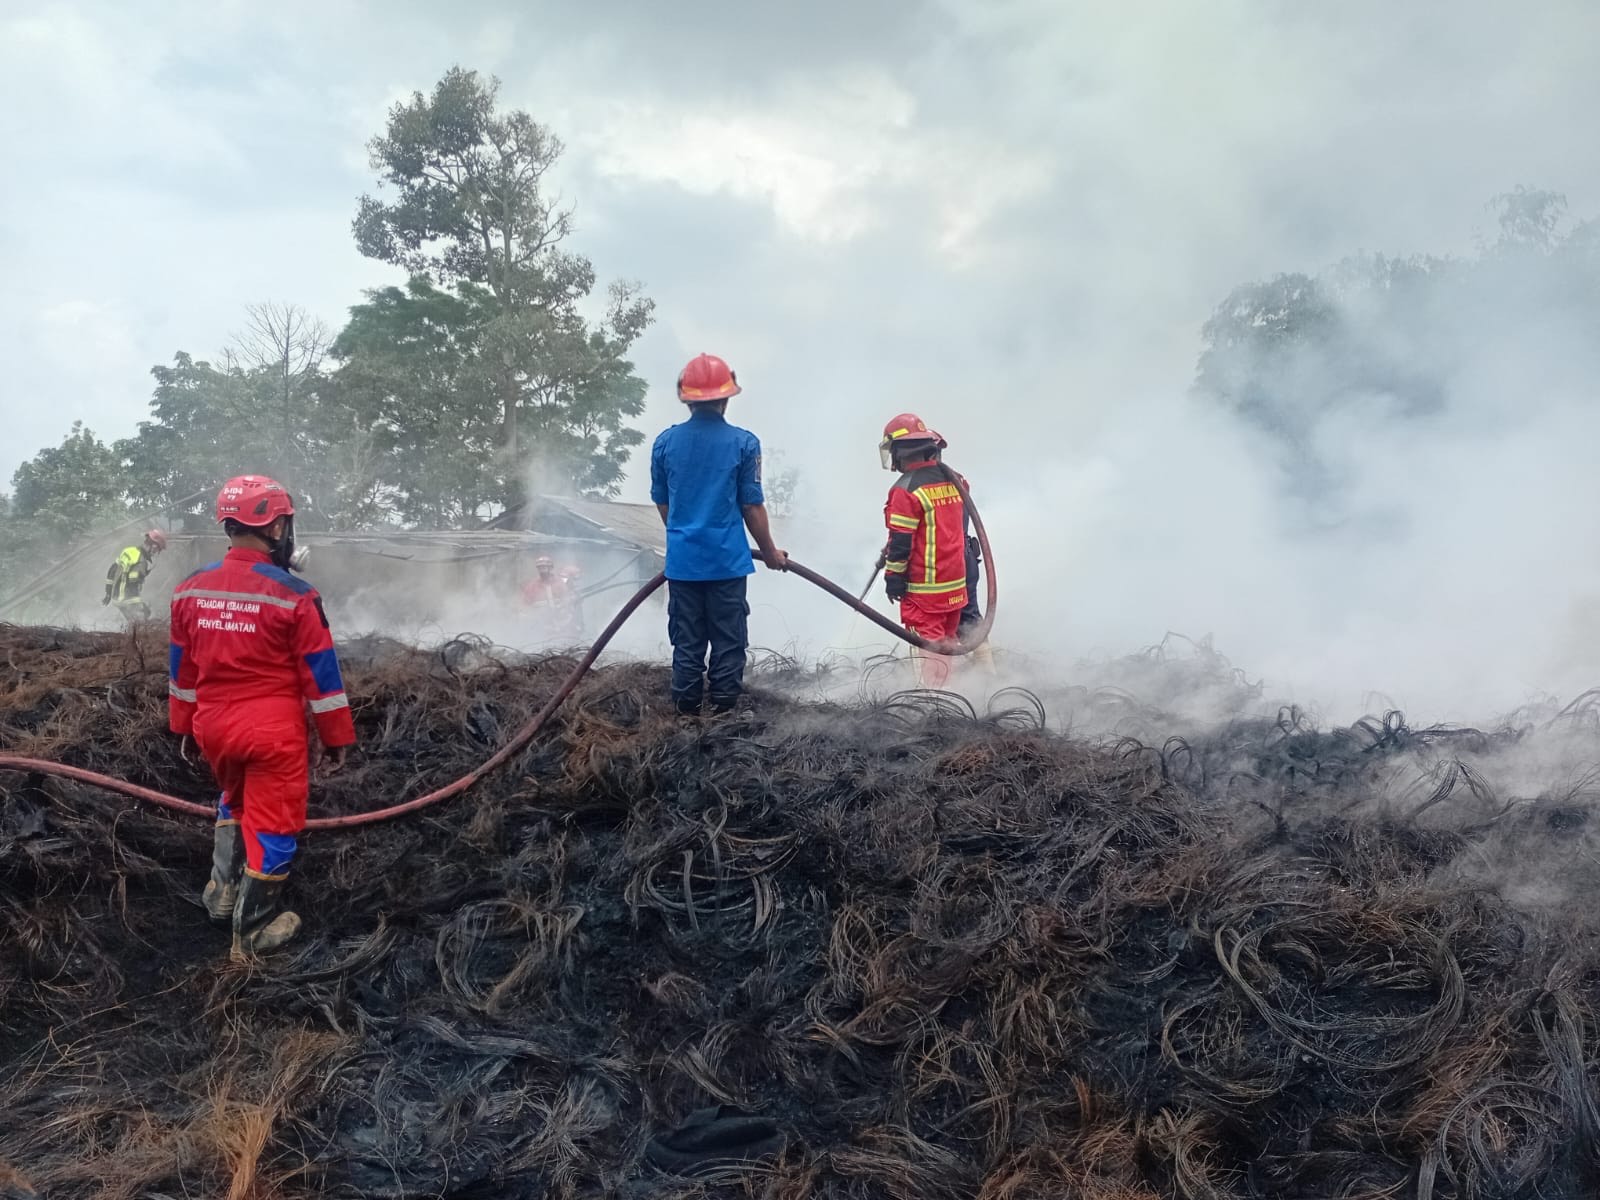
left=667, top=577, right=749, bottom=710
left=959, top=536, right=982, bottom=630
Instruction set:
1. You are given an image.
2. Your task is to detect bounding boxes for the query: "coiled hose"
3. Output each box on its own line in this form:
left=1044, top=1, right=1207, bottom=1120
left=0, top=473, right=997, bottom=829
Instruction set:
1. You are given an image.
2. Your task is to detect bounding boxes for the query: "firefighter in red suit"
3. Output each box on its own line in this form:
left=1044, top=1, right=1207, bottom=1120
left=168, top=475, right=355, bottom=957
left=520, top=554, right=576, bottom=642
left=879, top=414, right=969, bottom=689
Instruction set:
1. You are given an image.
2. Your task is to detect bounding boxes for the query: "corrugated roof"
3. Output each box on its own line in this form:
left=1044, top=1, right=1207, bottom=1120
left=536, top=496, right=666, bottom=552
left=484, top=494, right=787, bottom=555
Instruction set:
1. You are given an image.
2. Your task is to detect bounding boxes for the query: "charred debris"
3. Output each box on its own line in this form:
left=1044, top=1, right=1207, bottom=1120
left=5, top=623, right=1600, bottom=1198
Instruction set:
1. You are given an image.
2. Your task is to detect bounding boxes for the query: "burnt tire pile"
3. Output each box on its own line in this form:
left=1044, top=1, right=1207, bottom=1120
left=3, top=623, right=1600, bottom=1199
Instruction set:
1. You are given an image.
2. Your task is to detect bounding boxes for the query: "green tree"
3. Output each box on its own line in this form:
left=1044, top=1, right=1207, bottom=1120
left=1, top=423, right=130, bottom=582
left=352, top=66, right=653, bottom=505
left=118, top=326, right=374, bottom=529
left=229, top=301, right=332, bottom=456
left=119, top=352, right=291, bottom=517
left=1195, top=272, right=1345, bottom=442
left=327, top=277, right=501, bottom=526
left=1486, top=186, right=1567, bottom=253
left=1194, top=187, right=1600, bottom=509
left=12, top=421, right=129, bottom=524
left=762, top=448, right=803, bottom=519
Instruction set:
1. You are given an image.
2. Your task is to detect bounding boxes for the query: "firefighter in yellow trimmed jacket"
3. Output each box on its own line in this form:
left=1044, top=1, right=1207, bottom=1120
left=103, top=529, right=168, bottom=621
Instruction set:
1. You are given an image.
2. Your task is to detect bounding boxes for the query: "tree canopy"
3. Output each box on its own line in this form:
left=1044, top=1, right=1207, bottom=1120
left=4, top=64, right=657, bottom=561
left=1193, top=188, right=1600, bottom=501
left=351, top=67, right=653, bottom=506
left=11, top=422, right=129, bottom=525
left=0, top=422, right=131, bottom=581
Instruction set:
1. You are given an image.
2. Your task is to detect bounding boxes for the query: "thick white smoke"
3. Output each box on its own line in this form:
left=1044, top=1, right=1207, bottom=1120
left=9, top=1, right=1600, bottom=727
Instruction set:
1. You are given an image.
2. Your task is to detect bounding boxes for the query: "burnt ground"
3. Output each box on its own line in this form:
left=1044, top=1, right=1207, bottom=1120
left=4, top=622, right=1600, bottom=1198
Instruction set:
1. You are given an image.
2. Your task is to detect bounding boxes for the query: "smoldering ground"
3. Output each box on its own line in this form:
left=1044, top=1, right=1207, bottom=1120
left=9, top=623, right=1600, bottom=1198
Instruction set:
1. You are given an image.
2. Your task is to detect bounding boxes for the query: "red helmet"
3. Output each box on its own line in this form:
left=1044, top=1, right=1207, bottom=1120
left=536, top=555, right=555, bottom=570
left=677, top=353, right=742, bottom=402
left=216, top=475, right=295, bottom=527
left=880, top=412, right=947, bottom=469
left=559, top=563, right=582, bottom=580
left=144, top=529, right=168, bottom=551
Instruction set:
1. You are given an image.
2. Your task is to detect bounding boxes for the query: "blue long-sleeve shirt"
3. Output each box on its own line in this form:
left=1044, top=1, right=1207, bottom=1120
left=650, top=407, right=764, bottom=581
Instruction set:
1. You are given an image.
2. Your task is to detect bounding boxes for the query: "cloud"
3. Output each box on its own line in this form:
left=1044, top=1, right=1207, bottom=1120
left=583, top=73, right=913, bottom=243
left=0, top=8, right=246, bottom=175
left=578, top=66, right=1053, bottom=261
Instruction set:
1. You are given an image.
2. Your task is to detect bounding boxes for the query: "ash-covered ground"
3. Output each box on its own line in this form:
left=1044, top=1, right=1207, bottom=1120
left=5, top=622, right=1600, bottom=1199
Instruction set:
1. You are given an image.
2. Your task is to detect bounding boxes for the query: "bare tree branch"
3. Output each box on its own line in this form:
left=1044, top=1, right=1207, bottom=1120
left=230, top=301, right=332, bottom=454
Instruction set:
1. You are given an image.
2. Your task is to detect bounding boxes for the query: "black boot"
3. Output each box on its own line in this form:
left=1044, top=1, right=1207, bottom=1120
left=201, top=822, right=243, bottom=926
left=231, top=874, right=301, bottom=960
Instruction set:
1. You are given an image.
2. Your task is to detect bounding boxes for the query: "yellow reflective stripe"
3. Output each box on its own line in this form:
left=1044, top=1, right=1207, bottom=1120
left=309, top=694, right=349, bottom=714
left=887, top=515, right=919, bottom=529
left=884, top=560, right=909, bottom=572
left=915, top=489, right=937, bottom=581
left=908, top=578, right=966, bottom=595
left=244, top=866, right=290, bottom=882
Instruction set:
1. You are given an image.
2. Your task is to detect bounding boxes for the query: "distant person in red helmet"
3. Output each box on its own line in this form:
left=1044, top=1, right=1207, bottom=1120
left=102, top=529, right=168, bottom=622
left=520, top=554, right=562, bottom=608
left=878, top=414, right=969, bottom=688
left=168, top=475, right=355, bottom=958
left=520, top=553, right=576, bottom=642
left=651, top=353, right=786, bottom=715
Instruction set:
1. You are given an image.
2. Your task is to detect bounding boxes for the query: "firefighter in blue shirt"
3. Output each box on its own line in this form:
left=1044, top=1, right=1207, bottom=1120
left=651, top=353, right=787, bottom=714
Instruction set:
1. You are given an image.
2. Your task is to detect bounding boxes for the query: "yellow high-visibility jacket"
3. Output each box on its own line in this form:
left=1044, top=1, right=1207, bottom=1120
left=104, top=545, right=152, bottom=607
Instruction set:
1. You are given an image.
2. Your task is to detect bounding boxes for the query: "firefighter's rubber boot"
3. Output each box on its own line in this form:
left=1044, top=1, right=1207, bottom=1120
left=969, top=639, right=997, bottom=676
left=231, top=874, right=301, bottom=960
left=911, top=648, right=954, bottom=690
left=958, top=618, right=997, bottom=676
left=201, top=821, right=244, bottom=926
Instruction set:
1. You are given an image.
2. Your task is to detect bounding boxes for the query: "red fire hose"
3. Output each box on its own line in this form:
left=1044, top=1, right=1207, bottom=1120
left=0, top=474, right=997, bottom=830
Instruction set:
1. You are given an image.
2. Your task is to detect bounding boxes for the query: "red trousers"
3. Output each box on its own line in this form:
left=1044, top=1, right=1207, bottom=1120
left=194, top=699, right=309, bottom=880
left=900, top=595, right=964, bottom=688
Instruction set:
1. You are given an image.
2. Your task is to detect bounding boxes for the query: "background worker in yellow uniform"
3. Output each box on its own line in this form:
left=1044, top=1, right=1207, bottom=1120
left=102, top=529, right=168, bottom=621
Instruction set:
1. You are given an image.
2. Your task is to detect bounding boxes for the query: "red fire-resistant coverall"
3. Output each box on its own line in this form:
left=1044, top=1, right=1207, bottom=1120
left=168, top=548, right=355, bottom=881
left=521, top=575, right=578, bottom=641
left=884, top=460, right=968, bottom=685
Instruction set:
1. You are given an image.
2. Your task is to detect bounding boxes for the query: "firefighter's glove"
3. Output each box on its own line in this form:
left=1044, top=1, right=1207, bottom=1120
left=317, top=743, right=350, bottom=778
left=884, top=573, right=908, bottom=603
left=967, top=535, right=981, bottom=564
left=101, top=594, right=111, bottom=606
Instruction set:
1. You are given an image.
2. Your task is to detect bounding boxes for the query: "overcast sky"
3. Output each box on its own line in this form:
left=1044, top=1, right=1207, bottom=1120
left=5, top=0, right=1600, bottom=714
